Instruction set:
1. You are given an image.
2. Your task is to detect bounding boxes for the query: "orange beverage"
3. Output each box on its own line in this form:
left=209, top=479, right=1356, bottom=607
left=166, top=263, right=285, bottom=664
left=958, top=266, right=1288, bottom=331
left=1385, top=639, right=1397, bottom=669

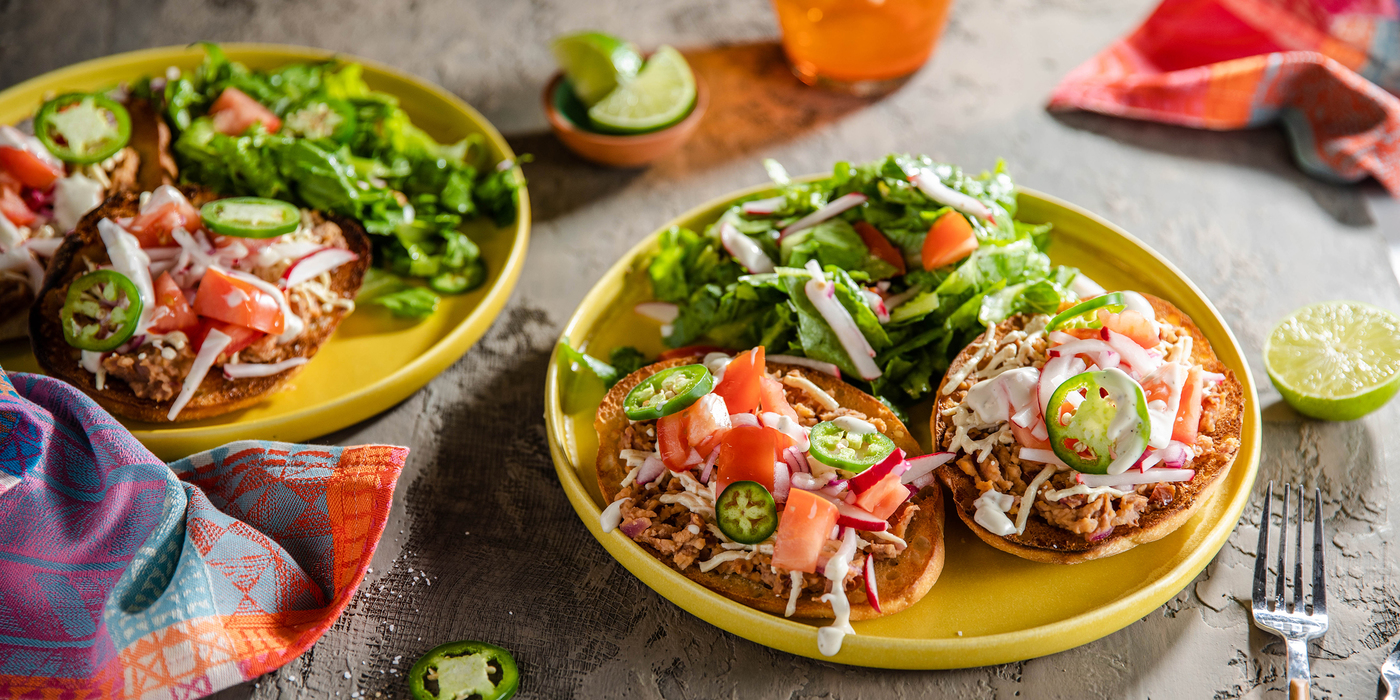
left=772, top=0, right=954, bottom=92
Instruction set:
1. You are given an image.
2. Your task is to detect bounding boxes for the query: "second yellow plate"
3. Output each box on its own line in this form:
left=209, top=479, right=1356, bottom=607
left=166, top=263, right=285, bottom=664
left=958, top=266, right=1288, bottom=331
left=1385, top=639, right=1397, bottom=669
left=0, top=44, right=530, bottom=460
left=544, top=183, right=1261, bottom=668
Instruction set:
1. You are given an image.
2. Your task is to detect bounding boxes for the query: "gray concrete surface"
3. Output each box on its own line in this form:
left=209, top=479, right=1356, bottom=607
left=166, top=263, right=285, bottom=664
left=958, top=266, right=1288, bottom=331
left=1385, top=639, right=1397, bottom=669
left=3, top=0, right=1397, bottom=697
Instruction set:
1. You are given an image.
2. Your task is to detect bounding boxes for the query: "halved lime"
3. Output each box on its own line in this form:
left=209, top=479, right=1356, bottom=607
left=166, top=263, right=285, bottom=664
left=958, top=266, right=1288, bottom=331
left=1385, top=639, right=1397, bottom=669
left=587, top=45, right=696, bottom=134
left=1264, top=301, right=1400, bottom=420
left=551, top=31, right=643, bottom=107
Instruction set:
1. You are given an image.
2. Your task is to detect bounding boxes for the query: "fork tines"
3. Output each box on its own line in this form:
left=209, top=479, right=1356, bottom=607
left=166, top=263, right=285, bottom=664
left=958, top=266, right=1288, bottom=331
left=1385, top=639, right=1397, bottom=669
left=1252, top=482, right=1327, bottom=617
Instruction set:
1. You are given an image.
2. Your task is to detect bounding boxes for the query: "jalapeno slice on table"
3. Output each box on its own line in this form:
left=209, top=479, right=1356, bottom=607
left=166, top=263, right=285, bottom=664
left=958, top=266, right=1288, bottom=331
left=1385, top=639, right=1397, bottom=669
left=408, top=640, right=519, bottom=700
left=1044, top=368, right=1150, bottom=475
left=622, top=363, right=714, bottom=420
left=1046, top=292, right=1125, bottom=332
left=716, top=480, right=778, bottom=544
left=34, top=92, right=132, bottom=164
left=61, top=270, right=143, bottom=352
left=808, top=420, right=896, bottom=473
left=200, top=197, right=301, bottom=238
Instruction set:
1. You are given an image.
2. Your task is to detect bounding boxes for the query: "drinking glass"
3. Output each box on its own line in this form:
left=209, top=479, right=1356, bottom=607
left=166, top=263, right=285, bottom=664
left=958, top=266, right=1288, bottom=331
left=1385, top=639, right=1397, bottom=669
left=772, top=0, right=954, bottom=94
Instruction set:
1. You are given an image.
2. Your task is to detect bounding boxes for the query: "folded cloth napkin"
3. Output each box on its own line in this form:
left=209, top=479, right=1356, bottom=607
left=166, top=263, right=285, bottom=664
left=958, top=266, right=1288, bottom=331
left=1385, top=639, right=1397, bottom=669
left=1048, top=0, right=1400, bottom=194
left=0, top=367, right=406, bottom=698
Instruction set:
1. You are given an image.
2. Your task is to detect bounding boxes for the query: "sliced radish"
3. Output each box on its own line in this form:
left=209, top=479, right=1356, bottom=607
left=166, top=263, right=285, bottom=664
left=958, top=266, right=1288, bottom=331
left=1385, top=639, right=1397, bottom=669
left=882, top=284, right=925, bottom=312
left=634, top=301, right=679, bottom=324
left=863, top=553, right=881, bottom=613
left=862, top=288, right=890, bottom=323
left=1101, top=327, right=1160, bottom=377
left=767, top=354, right=841, bottom=377
left=779, top=193, right=867, bottom=239
left=900, top=452, right=954, bottom=485
left=1018, top=447, right=1068, bottom=468
left=907, top=169, right=993, bottom=222
left=804, top=261, right=881, bottom=380
left=741, top=196, right=785, bottom=215
left=1076, top=468, right=1194, bottom=488
left=823, top=495, right=888, bottom=532
left=223, top=357, right=309, bottom=379
left=907, top=472, right=937, bottom=491
left=772, top=459, right=791, bottom=503
left=719, top=222, right=775, bottom=274
left=281, top=247, right=359, bottom=289
left=848, top=449, right=906, bottom=494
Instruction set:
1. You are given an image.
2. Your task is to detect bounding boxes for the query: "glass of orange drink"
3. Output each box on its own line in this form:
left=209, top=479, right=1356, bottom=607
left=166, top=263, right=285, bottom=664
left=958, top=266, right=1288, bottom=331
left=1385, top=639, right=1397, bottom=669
left=771, top=0, right=954, bottom=94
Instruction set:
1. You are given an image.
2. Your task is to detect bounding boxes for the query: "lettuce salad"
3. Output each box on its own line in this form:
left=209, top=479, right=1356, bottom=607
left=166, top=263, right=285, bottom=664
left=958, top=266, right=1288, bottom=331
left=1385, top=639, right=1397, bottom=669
left=643, top=154, right=1081, bottom=410
left=133, top=43, right=523, bottom=317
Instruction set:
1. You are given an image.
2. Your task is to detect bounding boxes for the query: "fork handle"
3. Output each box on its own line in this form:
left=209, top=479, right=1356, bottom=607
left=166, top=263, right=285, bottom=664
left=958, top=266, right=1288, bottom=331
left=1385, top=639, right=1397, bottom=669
left=1286, top=638, right=1310, bottom=700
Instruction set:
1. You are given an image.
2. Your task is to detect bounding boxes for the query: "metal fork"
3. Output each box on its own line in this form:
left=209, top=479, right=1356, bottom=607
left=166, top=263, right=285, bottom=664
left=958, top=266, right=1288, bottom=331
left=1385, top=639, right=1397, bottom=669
left=1252, top=482, right=1328, bottom=700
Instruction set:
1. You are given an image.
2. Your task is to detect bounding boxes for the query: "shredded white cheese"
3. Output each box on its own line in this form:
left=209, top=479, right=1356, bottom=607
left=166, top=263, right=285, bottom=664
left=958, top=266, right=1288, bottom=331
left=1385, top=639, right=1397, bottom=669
left=1042, top=484, right=1127, bottom=502
left=1014, top=466, right=1058, bottom=535
left=785, top=571, right=804, bottom=618
left=782, top=374, right=839, bottom=411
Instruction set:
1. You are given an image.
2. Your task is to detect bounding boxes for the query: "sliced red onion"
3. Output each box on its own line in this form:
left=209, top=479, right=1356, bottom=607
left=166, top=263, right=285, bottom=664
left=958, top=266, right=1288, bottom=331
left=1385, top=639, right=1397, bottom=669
left=1018, top=447, right=1068, bottom=468
left=772, top=460, right=791, bottom=503
left=637, top=454, right=666, bottom=485
left=818, top=479, right=848, bottom=499
left=143, top=246, right=183, bottom=261
left=1101, top=327, right=1159, bottom=377
left=281, top=247, right=358, bottom=289
left=741, top=196, right=785, bottom=215
left=1047, top=338, right=1120, bottom=371
left=1038, top=355, right=1084, bottom=416
left=792, top=472, right=821, bottom=491
left=223, top=357, right=309, bottom=379
left=862, top=289, right=890, bottom=323
left=864, top=552, right=881, bottom=613
left=700, top=447, right=721, bottom=484
left=169, top=328, right=231, bottom=421
left=1047, top=330, right=1079, bottom=346
left=98, top=219, right=155, bottom=333
left=779, top=193, right=867, bottom=239
left=720, top=222, right=776, bottom=274
left=908, top=472, right=937, bottom=491
left=1159, top=441, right=1194, bottom=470
left=767, top=354, right=841, bottom=378
left=900, top=452, right=954, bottom=485
left=783, top=446, right=809, bottom=475
left=849, top=449, right=907, bottom=494
left=729, top=412, right=759, bottom=428
left=1202, top=371, right=1226, bottom=384
left=619, top=519, right=649, bottom=537
left=20, top=236, right=64, bottom=257
left=1077, top=468, right=1194, bottom=488
left=907, top=169, right=993, bottom=222
left=804, top=269, right=882, bottom=380
left=634, top=301, right=679, bottom=324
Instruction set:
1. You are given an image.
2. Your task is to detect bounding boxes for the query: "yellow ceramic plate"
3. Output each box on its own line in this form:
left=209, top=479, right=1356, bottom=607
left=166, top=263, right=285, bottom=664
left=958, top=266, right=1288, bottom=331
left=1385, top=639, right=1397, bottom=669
left=544, top=182, right=1261, bottom=668
left=0, top=44, right=530, bottom=460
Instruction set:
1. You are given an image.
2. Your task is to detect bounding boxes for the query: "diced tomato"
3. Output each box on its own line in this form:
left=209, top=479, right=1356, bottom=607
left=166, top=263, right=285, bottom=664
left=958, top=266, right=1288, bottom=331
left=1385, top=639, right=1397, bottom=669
left=209, top=87, right=281, bottom=136
left=0, top=184, right=36, bottom=227
left=921, top=211, right=978, bottom=270
left=713, top=346, right=764, bottom=414
left=129, top=200, right=202, bottom=248
left=657, top=412, right=691, bottom=471
left=853, top=221, right=906, bottom=276
left=191, top=319, right=263, bottom=360
left=714, top=424, right=777, bottom=496
left=193, top=267, right=285, bottom=334
left=0, top=146, right=62, bottom=190
left=148, top=272, right=200, bottom=334
left=1059, top=327, right=1100, bottom=341
left=772, top=488, right=839, bottom=573
left=682, top=393, right=731, bottom=457
left=758, top=376, right=799, bottom=422
left=1172, top=366, right=1204, bottom=444
left=1008, top=413, right=1050, bottom=450
left=659, top=345, right=726, bottom=361
left=853, top=473, right=911, bottom=521
left=1099, top=309, right=1158, bottom=349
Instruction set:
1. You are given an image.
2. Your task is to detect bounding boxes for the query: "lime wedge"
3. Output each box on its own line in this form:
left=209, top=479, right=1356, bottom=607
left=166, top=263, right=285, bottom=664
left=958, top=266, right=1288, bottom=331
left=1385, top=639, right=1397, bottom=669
left=587, top=45, right=696, bottom=134
left=1264, top=301, right=1400, bottom=420
left=551, top=31, right=643, bottom=107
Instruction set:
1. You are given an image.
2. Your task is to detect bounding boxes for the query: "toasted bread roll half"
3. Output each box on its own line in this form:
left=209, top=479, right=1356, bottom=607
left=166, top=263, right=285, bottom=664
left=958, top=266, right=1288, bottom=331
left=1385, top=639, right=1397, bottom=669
left=596, top=355, right=945, bottom=620
left=932, top=294, right=1244, bottom=564
left=30, top=186, right=370, bottom=422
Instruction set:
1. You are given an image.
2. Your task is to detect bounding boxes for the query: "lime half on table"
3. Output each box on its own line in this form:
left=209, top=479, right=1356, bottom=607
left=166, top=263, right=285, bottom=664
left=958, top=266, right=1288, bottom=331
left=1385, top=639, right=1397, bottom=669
left=1264, top=301, right=1400, bottom=420
left=551, top=31, right=643, bottom=107
left=588, top=45, right=696, bottom=134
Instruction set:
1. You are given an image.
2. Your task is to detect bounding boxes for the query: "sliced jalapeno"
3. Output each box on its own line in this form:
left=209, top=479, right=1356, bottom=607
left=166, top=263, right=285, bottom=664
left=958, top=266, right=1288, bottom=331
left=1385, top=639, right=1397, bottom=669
left=1044, top=368, right=1150, bottom=475
left=34, top=92, right=132, bottom=164
left=622, top=363, right=713, bottom=420
left=282, top=98, right=358, bottom=143
left=408, top=640, right=518, bottom=700
left=61, top=269, right=143, bottom=351
left=716, top=480, right=778, bottom=545
left=200, top=197, right=301, bottom=238
left=808, top=420, right=895, bottom=474
left=1047, top=292, right=1125, bottom=332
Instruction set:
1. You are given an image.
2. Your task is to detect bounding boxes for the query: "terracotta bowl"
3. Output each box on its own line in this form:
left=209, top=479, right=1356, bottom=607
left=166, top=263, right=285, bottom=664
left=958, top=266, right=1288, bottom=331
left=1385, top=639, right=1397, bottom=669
left=542, top=70, right=708, bottom=168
